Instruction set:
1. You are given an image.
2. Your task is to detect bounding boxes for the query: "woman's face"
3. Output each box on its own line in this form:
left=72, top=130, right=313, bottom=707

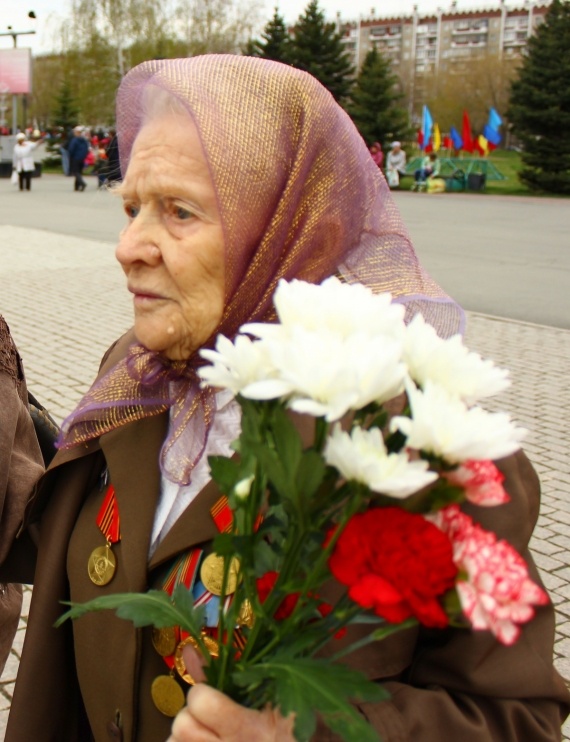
left=116, top=113, right=225, bottom=360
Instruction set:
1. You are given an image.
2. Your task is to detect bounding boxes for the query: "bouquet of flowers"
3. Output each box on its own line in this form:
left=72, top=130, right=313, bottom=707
left=59, top=277, right=548, bottom=742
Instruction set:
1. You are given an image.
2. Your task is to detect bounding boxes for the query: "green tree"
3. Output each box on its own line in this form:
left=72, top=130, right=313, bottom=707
left=246, top=7, right=291, bottom=62
left=288, top=0, right=353, bottom=102
left=347, top=47, right=410, bottom=146
left=52, top=79, right=80, bottom=131
left=508, top=0, right=570, bottom=193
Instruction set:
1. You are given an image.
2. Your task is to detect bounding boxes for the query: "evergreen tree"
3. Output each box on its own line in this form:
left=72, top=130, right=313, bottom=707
left=246, top=7, right=291, bottom=63
left=288, top=0, right=353, bottom=102
left=52, top=79, right=80, bottom=132
left=508, top=0, right=570, bottom=193
left=44, top=79, right=81, bottom=168
left=347, top=47, right=410, bottom=146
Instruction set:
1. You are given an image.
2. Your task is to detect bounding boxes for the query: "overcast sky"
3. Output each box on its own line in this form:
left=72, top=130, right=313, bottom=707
left=0, top=0, right=518, bottom=55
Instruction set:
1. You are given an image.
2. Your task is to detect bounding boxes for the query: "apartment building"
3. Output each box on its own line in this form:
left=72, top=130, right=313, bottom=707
left=339, top=1, right=550, bottom=74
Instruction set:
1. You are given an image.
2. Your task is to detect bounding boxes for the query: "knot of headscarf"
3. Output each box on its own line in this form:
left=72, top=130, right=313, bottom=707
left=58, top=343, right=216, bottom=486
left=126, top=343, right=198, bottom=386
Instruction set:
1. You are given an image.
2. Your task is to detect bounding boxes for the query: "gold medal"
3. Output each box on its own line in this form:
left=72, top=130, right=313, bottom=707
left=200, top=553, right=240, bottom=596
left=236, top=599, right=255, bottom=629
left=87, top=544, right=116, bottom=586
left=150, top=674, right=186, bottom=717
left=151, top=626, right=178, bottom=657
left=174, top=635, right=219, bottom=685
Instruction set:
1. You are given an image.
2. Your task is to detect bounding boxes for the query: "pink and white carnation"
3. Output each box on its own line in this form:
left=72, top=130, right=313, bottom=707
left=431, top=505, right=548, bottom=645
left=443, top=459, right=510, bottom=506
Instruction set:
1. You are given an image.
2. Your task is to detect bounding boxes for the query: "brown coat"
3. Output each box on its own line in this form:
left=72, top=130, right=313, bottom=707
left=0, top=316, right=44, bottom=676
left=2, top=329, right=569, bottom=741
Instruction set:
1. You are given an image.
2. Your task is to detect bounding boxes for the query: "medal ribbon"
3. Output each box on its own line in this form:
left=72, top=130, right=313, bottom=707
left=210, top=494, right=263, bottom=533
left=163, top=549, right=203, bottom=596
left=96, top=484, right=120, bottom=545
left=210, top=495, right=233, bottom=533
left=155, top=497, right=249, bottom=677
left=158, top=549, right=203, bottom=672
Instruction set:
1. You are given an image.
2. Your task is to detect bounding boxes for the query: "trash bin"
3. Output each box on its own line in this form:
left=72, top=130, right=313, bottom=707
left=467, top=173, right=486, bottom=191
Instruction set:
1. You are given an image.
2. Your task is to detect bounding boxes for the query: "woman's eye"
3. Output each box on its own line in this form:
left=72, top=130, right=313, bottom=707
left=124, top=203, right=139, bottom=219
left=173, top=205, right=193, bottom=220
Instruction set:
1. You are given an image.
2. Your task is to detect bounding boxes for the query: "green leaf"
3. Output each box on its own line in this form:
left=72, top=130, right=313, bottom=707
left=253, top=539, right=281, bottom=575
left=56, top=589, right=205, bottom=638
left=234, top=658, right=386, bottom=742
left=270, top=406, right=303, bottom=483
left=296, top=451, right=326, bottom=501
left=212, top=532, right=238, bottom=558
left=238, top=397, right=267, bottom=443
left=208, top=455, right=242, bottom=495
left=249, top=441, right=290, bottom=500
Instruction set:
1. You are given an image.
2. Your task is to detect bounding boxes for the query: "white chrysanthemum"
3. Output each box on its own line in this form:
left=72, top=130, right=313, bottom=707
left=198, top=335, right=286, bottom=397
left=390, top=380, right=526, bottom=464
left=243, top=327, right=406, bottom=421
left=324, top=424, right=438, bottom=499
left=404, top=314, right=510, bottom=404
left=243, top=277, right=406, bottom=343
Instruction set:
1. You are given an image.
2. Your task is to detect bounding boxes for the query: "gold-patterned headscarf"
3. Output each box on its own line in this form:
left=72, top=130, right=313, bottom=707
left=59, top=55, right=463, bottom=484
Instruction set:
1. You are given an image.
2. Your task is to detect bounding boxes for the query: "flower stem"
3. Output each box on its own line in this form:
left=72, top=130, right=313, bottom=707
left=328, top=617, right=418, bottom=662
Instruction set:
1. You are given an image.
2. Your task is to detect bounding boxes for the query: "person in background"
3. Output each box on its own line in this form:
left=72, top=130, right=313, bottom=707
left=386, top=141, right=407, bottom=188
left=413, top=151, right=440, bottom=190
left=12, top=132, right=44, bottom=191
left=369, top=141, right=383, bottom=169
left=68, top=125, right=89, bottom=192
left=0, top=316, right=44, bottom=677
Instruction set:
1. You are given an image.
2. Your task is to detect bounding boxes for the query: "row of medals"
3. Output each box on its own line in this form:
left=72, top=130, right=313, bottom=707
left=150, top=552, right=254, bottom=718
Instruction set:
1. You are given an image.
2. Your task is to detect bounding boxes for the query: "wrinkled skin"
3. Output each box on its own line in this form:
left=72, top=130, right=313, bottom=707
left=167, top=646, right=296, bottom=742
left=116, top=113, right=225, bottom=361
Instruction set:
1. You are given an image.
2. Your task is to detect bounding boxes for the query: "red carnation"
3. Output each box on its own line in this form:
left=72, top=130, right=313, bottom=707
left=256, top=571, right=300, bottom=620
left=328, top=507, right=457, bottom=628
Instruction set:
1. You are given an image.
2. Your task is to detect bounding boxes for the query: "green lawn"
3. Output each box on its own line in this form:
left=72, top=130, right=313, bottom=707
left=400, top=149, right=530, bottom=195
left=484, top=150, right=530, bottom=196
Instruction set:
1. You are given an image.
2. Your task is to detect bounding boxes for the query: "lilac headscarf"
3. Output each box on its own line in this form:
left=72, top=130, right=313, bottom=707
left=59, top=56, right=463, bottom=485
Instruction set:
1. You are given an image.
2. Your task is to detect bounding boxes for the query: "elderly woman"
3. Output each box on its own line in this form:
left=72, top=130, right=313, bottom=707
left=2, top=56, right=568, bottom=742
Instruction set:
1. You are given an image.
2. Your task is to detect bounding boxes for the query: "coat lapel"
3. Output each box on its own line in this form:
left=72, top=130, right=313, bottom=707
left=99, top=412, right=167, bottom=591
left=148, top=475, right=223, bottom=570
left=99, top=410, right=225, bottom=584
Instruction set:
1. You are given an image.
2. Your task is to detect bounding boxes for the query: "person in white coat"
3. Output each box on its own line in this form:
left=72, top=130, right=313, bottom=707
left=12, top=133, right=43, bottom=191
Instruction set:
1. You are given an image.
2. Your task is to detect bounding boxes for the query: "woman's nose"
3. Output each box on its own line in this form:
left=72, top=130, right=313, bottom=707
left=115, top=209, right=162, bottom=267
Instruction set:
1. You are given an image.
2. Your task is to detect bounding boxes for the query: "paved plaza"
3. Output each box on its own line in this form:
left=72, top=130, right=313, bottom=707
left=0, top=178, right=568, bottom=738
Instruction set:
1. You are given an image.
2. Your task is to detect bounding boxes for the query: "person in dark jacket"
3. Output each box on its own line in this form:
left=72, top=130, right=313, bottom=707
left=67, top=125, right=89, bottom=192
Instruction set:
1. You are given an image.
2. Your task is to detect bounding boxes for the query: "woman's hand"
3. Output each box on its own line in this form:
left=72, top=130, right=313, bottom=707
left=168, top=646, right=296, bottom=742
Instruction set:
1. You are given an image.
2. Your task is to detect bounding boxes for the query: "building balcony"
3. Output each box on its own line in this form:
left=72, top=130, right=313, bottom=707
left=369, top=31, right=402, bottom=39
